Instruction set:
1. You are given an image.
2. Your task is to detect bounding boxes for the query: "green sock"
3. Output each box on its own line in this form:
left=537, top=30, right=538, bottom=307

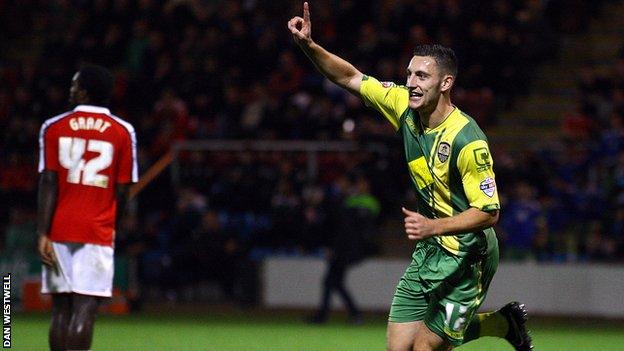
left=464, top=311, right=508, bottom=343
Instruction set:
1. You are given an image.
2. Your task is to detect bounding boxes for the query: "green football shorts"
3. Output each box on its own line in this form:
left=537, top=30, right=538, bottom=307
left=388, top=239, right=499, bottom=346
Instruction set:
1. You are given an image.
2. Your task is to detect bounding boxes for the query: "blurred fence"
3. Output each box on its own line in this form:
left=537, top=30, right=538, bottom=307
left=263, top=257, right=624, bottom=318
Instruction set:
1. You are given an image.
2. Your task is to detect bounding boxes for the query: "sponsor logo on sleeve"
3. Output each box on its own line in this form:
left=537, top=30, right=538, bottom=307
left=473, top=147, right=491, bottom=172
left=479, top=177, right=496, bottom=197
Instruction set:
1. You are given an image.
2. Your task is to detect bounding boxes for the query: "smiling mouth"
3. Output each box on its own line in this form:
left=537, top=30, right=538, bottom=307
left=409, top=90, right=423, bottom=99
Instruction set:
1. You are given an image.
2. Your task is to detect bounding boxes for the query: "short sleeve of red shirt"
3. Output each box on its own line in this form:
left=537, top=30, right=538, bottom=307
left=39, top=112, right=71, bottom=173
left=116, top=126, right=138, bottom=184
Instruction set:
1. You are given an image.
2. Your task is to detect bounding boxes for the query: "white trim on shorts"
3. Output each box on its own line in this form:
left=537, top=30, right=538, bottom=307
left=41, top=242, right=114, bottom=297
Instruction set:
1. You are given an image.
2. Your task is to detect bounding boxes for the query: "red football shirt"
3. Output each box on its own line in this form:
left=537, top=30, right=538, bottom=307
left=38, top=105, right=138, bottom=246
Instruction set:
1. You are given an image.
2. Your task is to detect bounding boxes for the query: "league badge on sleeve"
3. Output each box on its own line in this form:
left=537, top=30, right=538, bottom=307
left=437, top=142, right=450, bottom=163
left=479, top=177, right=496, bottom=197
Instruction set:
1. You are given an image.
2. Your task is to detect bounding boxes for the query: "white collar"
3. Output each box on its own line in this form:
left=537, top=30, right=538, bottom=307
left=73, top=105, right=111, bottom=115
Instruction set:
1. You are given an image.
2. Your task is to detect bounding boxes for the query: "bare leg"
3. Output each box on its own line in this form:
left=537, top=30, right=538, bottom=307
left=387, top=321, right=419, bottom=351
left=66, top=294, right=101, bottom=350
left=410, top=321, right=452, bottom=351
left=50, top=293, right=72, bottom=351
left=387, top=321, right=452, bottom=351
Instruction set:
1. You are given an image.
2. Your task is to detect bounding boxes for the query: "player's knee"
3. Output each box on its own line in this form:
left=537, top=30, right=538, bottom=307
left=411, top=337, right=451, bottom=351
left=386, top=332, right=412, bottom=351
left=68, top=308, right=98, bottom=338
left=68, top=316, right=87, bottom=337
left=411, top=342, right=430, bottom=351
left=411, top=337, right=427, bottom=351
left=387, top=340, right=410, bottom=351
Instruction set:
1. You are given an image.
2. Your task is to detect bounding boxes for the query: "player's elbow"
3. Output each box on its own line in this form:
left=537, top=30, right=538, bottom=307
left=335, top=72, right=363, bottom=95
left=115, top=183, right=131, bottom=201
left=38, top=171, right=58, bottom=194
left=39, top=170, right=57, bottom=185
left=485, top=210, right=499, bottom=227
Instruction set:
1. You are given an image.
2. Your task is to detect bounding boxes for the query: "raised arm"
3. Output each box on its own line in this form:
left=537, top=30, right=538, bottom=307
left=287, top=2, right=363, bottom=96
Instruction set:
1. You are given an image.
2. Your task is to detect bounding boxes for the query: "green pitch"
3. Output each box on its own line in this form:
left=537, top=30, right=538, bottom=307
left=11, top=310, right=624, bottom=350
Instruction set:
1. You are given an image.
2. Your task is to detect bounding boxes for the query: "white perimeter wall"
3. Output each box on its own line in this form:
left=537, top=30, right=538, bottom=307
left=262, top=257, right=624, bottom=317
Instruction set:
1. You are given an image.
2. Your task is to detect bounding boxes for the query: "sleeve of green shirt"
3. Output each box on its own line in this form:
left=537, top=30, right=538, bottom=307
left=359, top=75, right=409, bottom=131
left=456, top=140, right=501, bottom=212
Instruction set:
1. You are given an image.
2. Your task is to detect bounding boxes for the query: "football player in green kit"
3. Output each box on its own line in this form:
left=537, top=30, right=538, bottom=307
left=288, top=3, right=533, bottom=351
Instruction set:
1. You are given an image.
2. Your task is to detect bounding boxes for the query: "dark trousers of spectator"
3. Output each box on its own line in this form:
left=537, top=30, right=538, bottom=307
left=313, top=258, right=361, bottom=322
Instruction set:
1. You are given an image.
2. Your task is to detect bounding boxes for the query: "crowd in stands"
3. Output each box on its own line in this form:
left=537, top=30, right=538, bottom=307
left=0, top=0, right=622, bottom=303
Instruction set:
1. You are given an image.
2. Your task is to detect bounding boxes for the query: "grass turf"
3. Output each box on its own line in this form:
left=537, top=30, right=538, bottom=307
left=10, top=310, right=624, bottom=350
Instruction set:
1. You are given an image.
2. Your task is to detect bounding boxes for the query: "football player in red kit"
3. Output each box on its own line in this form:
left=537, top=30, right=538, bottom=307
left=37, top=64, right=138, bottom=351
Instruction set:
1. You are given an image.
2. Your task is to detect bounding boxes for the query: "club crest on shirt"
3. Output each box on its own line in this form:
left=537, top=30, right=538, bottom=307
left=479, top=177, right=496, bottom=197
left=437, top=142, right=450, bottom=163
left=381, top=81, right=394, bottom=88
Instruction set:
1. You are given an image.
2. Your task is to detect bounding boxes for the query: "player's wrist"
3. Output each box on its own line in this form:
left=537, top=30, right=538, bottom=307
left=431, top=219, right=446, bottom=237
left=299, top=37, right=315, bottom=51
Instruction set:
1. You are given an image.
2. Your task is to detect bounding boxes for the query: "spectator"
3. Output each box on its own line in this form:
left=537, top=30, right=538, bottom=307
left=308, top=175, right=379, bottom=325
left=500, top=182, right=543, bottom=260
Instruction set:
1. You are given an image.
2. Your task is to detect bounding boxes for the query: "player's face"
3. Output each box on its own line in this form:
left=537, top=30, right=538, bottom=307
left=69, top=72, right=80, bottom=105
left=405, top=56, right=443, bottom=111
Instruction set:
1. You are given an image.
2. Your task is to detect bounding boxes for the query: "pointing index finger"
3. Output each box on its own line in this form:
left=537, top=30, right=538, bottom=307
left=303, top=2, right=310, bottom=23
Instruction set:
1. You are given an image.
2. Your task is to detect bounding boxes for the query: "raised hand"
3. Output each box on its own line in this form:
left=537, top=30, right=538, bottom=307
left=402, top=207, right=439, bottom=241
left=287, top=2, right=312, bottom=46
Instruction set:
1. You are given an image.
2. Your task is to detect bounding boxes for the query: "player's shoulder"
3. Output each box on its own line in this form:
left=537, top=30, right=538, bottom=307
left=362, top=75, right=409, bottom=91
left=39, top=111, right=76, bottom=139
left=41, top=106, right=135, bottom=140
left=77, top=104, right=135, bottom=135
left=108, top=113, right=136, bottom=135
left=40, top=111, right=73, bottom=130
left=451, top=109, right=489, bottom=151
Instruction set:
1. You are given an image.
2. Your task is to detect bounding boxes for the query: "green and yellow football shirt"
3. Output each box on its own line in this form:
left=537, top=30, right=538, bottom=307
left=360, top=75, right=500, bottom=257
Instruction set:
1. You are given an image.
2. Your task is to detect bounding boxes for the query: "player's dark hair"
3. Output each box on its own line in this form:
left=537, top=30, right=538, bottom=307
left=412, top=44, right=458, bottom=77
left=77, top=64, right=114, bottom=106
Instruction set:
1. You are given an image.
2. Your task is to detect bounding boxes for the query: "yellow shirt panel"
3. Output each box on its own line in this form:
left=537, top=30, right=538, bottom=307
left=359, top=76, right=409, bottom=130
left=457, top=140, right=500, bottom=212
